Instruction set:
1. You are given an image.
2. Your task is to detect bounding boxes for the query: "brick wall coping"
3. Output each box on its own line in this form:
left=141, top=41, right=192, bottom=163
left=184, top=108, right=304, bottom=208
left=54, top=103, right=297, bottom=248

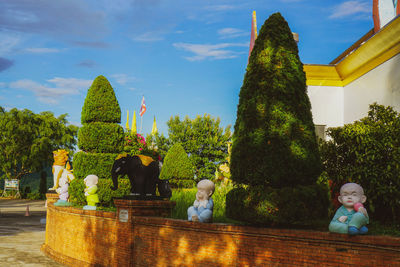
left=50, top=204, right=116, bottom=219
left=113, top=198, right=176, bottom=209
left=133, top=216, right=400, bottom=252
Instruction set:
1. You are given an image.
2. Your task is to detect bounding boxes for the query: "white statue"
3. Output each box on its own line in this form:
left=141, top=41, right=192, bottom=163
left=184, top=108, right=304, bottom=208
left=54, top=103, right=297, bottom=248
left=50, top=149, right=69, bottom=190
left=187, top=179, right=215, bottom=223
left=54, top=163, right=75, bottom=206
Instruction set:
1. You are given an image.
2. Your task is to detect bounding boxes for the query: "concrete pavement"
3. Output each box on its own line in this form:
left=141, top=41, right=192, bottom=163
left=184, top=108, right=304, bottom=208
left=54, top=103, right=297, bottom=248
left=0, top=199, right=64, bottom=267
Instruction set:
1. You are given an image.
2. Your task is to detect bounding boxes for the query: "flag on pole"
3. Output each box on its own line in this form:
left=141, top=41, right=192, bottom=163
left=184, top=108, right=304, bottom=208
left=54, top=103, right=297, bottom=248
left=248, top=11, right=258, bottom=63
left=131, top=110, right=137, bottom=134
left=125, top=110, right=130, bottom=130
left=139, top=96, right=146, bottom=117
left=151, top=116, right=158, bottom=135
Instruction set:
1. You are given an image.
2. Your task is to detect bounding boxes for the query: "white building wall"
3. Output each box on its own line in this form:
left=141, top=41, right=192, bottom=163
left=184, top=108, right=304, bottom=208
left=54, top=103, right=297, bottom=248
left=344, top=53, right=400, bottom=124
left=307, top=85, right=344, bottom=128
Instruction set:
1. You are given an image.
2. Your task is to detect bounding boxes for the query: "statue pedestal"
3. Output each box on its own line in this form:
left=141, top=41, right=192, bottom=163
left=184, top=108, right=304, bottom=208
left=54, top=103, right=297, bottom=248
left=114, top=198, right=176, bottom=218
left=113, top=198, right=176, bottom=266
left=45, top=193, right=59, bottom=207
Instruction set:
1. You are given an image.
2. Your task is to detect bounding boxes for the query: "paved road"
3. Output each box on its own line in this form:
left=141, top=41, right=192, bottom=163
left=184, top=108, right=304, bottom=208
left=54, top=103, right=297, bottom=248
left=0, top=199, right=64, bottom=267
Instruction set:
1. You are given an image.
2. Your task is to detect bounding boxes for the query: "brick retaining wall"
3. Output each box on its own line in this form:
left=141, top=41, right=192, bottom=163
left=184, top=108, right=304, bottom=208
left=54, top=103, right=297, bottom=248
left=42, top=205, right=117, bottom=266
left=42, top=203, right=400, bottom=267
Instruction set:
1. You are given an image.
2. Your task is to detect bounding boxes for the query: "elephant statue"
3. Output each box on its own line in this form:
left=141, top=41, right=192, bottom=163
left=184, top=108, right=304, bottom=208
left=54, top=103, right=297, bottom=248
left=111, top=153, right=171, bottom=198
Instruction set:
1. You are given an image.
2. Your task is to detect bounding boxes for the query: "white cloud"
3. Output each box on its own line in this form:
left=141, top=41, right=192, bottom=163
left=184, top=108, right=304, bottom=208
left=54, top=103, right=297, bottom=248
left=218, top=28, right=248, bottom=39
left=329, top=1, right=370, bottom=19
left=0, top=82, right=6, bottom=87
left=9, top=77, right=92, bottom=104
left=204, top=5, right=236, bottom=11
left=111, top=74, right=136, bottom=85
left=132, top=32, right=164, bottom=42
left=173, top=42, right=248, bottom=61
left=0, top=33, right=21, bottom=56
left=24, top=47, right=61, bottom=53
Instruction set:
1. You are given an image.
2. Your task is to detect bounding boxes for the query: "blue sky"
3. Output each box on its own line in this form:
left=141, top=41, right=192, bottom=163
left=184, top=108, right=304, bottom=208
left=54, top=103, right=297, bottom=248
left=0, top=0, right=373, bottom=136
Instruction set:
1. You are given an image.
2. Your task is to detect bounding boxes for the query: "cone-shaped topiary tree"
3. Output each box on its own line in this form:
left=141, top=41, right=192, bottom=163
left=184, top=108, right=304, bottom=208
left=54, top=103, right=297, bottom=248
left=227, top=13, right=328, bottom=225
left=81, top=75, right=121, bottom=123
left=230, top=12, right=321, bottom=188
left=73, top=75, right=124, bottom=180
left=160, top=142, right=194, bottom=188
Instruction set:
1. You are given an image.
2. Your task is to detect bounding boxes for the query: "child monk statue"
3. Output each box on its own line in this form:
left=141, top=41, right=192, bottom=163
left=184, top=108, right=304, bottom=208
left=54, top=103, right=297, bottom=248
left=329, top=182, right=369, bottom=235
left=188, top=179, right=215, bottom=223
left=83, top=175, right=99, bottom=210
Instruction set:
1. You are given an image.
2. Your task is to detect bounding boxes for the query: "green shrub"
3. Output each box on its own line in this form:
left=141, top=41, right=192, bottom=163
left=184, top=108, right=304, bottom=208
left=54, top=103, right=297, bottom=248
left=73, top=152, right=118, bottom=180
left=320, top=103, right=400, bottom=223
left=78, top=123, right=124, bottom=153
left=27, top=191, right=44, bottom=200
left=226, top=184, right=329, bottom=225
left=81, top=75, right=121, bottom=124
left=69, top=178, right=131, bottom=207
left=230, top=12, right=321, bottom=188
left=160, top=143, right=194, bottom=188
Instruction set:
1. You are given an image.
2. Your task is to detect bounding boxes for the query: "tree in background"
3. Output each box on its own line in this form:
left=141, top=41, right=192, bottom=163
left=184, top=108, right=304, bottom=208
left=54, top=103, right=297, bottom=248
left=227, top=13, right=328, bottom=225
left=160, top=142, right=194, bottom=188
left=0, top=108, right=77, bottom=180
left=73, top=75, right=124, bottom=180
left=156, top=114, right=231, bottom=181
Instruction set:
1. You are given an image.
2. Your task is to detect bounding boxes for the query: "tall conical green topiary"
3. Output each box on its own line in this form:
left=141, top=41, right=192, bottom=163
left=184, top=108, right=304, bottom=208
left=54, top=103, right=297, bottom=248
left=160, top=143, right=194, bottom=188
left=74, top=75, right=124, bottom=181
left=81, top=75, right=121, bottom=124
left=230, top=12, right=321, bottom=188
left=227, top=13, right=328, bottom=225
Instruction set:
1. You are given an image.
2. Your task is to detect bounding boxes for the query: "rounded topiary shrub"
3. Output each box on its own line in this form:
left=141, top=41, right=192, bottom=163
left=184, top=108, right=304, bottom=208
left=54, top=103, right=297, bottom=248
left=73, top=152, right=118, bottom=180
left=78, top=123, right=124, bottom=153
left=69, top=178, right=131, bottom=207
left=81, top=75, right=121, bottom=124
left=230, top=12, right=321, bottom=188
left=226, top=184, right=329, bottom=225
left=160, top=142, right=194, bottom=188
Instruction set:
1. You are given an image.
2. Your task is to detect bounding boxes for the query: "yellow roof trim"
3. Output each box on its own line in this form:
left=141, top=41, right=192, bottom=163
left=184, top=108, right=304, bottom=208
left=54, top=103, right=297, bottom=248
left=304, top=64, right=343, bottom=86
left=304, top=16, right=400, bottom=87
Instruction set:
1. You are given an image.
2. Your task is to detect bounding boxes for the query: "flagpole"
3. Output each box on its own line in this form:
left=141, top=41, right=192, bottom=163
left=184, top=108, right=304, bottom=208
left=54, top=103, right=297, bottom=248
left=139, top=95, right=146, bottom=134
left=140, top=116, right=143, bottom=134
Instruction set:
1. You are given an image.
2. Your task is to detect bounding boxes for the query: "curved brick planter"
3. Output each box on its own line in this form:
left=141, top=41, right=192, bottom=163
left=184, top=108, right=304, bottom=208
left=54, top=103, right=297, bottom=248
left=42, top=203, right=400, bottom=267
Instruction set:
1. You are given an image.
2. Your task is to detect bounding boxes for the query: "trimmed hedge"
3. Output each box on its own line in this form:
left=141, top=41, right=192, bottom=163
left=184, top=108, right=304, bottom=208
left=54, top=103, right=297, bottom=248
left=226, top=184, right=329, bottom=225
left=75, top=75, right=124, bottom=181
left=160, top=142, right=194, bottom=188
left=78, top=122, right=124, bottom=153
left=69, top=178, right=131, bottom=207
left=81, top=75, right=121, bottom=124
left=73, top=152, right=118, bottom=180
